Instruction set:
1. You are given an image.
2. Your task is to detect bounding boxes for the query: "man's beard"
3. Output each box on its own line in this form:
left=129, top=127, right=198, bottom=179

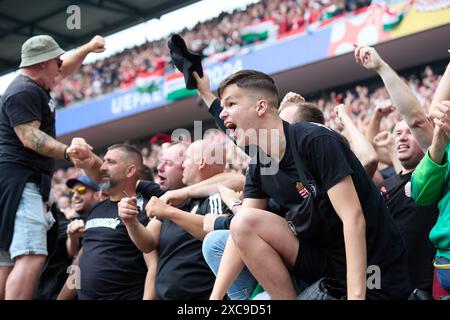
left=99, top=178, right=116, bottom=192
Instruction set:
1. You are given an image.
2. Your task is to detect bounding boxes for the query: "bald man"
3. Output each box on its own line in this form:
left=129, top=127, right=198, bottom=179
left=118, top=140, right=230, bottom=300
left=182, top=140, right=227, bottom=186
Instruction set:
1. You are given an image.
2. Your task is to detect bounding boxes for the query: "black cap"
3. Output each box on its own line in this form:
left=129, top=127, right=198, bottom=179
left=168, top=34, right=203, bottom=90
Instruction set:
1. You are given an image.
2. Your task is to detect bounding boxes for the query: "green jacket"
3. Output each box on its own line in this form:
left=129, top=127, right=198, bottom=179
left=411, top=144, right=450, bottom=260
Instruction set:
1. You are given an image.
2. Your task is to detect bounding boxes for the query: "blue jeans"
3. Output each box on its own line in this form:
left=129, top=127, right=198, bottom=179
left=202, top=230, right=257, bottom=300
left=435, top=256, right=450, bottom=290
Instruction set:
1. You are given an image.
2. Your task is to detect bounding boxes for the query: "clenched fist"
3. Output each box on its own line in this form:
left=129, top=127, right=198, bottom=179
left=88, top=35, right=106, bottom=53
left=67, top=219, right=85, bottom=239
left=118, top=197, right=140, bottom=225
left=145, top=196, right=171, bottom=219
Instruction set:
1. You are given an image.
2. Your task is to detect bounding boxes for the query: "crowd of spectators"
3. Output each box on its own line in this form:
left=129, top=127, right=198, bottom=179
left=51, top=61, right=442, bottom=202
left=315, top=65, right=441, bottom=135
left=52, top=0, right=371, bottom=108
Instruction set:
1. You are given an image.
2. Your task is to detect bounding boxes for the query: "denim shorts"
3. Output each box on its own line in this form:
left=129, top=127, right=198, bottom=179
left=8, top=183, right=55, bottom=260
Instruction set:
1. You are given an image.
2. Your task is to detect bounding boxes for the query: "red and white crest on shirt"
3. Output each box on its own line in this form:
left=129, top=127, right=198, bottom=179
left=404, top=181, right=411, bottom=198
left=296, top=182, right=310, bottom=199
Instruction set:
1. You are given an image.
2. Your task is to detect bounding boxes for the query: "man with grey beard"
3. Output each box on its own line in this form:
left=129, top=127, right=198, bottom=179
left=69, top=144, right=163, bottom=299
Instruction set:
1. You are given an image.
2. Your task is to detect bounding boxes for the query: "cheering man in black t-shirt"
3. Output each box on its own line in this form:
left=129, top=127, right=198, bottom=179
left=75, top=144, right=162, bottom=300
left=193, top=69, right=412, bottom=300
left=378, top=121, right=438, bottom=291
left=353, top=45, right=438, bottom=292
left=0, top=34, right=105, bottom=300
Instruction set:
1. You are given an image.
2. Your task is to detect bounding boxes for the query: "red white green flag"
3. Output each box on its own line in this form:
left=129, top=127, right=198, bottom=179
left=163, top=71, right=197, bottom=101
left=382, top=0, right=413, bottom=31
left=240, top=19, right=277, bottom=44
left=136, top=70, right=163, bottom=94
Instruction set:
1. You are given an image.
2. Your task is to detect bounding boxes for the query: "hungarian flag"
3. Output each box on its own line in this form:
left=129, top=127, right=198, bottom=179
left=136, top=70, right=163, bottom=94
left=382, top=0, right=413, bottom=31
left=163, top=71, right=197, bottom=101
left=240, top=19, right=276, bottom=45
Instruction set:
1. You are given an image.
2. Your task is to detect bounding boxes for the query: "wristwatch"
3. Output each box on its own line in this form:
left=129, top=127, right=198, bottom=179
left=64, top=146, right=70, bottom=161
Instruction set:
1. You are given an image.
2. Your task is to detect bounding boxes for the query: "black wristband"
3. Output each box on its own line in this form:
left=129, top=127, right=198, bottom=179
left=64, top=146, right=70, bottom=161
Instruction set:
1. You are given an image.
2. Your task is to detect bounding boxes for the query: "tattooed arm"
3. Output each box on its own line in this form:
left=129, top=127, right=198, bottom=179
left=14, top=120, right=67, bottom=159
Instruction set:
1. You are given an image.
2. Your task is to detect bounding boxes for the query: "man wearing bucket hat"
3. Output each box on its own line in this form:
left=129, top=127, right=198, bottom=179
left=0, top=34, right=105, bottom=300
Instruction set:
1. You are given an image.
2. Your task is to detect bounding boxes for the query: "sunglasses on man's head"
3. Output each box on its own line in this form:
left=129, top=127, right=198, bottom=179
left=70, top=186, right=87, bottom=195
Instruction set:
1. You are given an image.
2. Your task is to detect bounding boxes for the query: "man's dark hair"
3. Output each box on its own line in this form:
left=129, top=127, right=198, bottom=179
left=107, top=144, right=143, bottom=165
left=279, top=102, right=325, bottom=124
left=217, top=69, right=279, bottom=108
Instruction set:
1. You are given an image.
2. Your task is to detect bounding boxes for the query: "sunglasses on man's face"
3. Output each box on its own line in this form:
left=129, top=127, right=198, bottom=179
left=56, top=58, right=63, bottom=68
left=70, top=186, right=87, bottom=195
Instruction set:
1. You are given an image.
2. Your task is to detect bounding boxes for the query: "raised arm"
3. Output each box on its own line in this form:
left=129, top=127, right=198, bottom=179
left=355, top=45, right=433, bottom=150
left=365, top=100, right=395, bottom=149
left=411, top=127, right=448, bottom=205
left=193, top=71, right=217, bottom=108
left=412, top=102, right=450, bottom=205
left=335, top=104, right=378, bottom=177
left=431, top=61, right=450, bottom=109
left=365, top=101, right=398, bottom=166
left=56, top=35, right=105, bottom=81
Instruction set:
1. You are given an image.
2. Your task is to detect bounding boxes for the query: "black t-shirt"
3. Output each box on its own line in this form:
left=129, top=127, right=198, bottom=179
left=156, top=194, right=227, bottom=300
left=380, top=165, right=396, bottom=180
left=244, top=121, right=407, bottom=284
left=34, top=206, right=72, bottom=300
left=79, top=200, right=149, bottom=300
left=379, top=172, right=438, bottom=290
left=137, top=180, right=165, bottom=199
left=0, top=75, right=56, bottom=176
